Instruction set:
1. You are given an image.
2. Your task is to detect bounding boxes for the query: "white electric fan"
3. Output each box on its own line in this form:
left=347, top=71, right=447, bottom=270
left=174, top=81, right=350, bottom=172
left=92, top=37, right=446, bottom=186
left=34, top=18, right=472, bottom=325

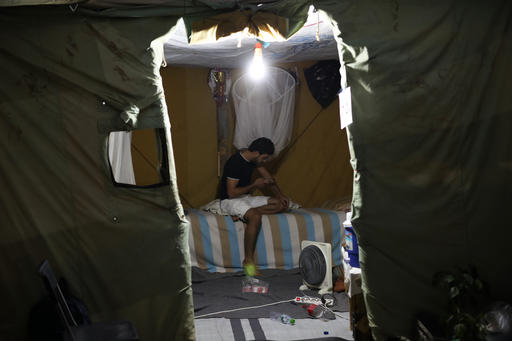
left=298, top=240, right=333, bottom=295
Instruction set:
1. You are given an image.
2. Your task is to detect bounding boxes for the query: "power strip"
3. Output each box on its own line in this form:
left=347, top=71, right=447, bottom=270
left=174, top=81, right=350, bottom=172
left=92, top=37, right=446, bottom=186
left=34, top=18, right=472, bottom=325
left=294, top=296, right=322, bottom=305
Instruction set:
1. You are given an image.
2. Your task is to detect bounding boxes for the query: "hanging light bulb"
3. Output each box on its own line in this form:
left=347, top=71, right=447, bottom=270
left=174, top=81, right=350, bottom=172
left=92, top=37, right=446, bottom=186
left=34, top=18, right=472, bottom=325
left=249, top=42, right=266, bottom=80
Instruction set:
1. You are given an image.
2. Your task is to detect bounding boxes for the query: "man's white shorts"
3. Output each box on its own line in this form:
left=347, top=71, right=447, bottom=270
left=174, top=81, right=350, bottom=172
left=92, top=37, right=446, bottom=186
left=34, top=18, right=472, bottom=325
left=220, top=195, right=270, bottom=219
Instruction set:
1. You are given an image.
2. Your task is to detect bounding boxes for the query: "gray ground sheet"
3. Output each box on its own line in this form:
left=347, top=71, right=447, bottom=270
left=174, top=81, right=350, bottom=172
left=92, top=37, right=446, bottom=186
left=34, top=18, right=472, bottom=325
left=192, top=267, right=349, bottom=319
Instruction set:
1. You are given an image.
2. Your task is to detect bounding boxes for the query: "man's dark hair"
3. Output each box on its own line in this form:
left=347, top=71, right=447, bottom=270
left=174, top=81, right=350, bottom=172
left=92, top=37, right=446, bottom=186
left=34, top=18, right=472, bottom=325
left=248, top=137, right=275, bottom=155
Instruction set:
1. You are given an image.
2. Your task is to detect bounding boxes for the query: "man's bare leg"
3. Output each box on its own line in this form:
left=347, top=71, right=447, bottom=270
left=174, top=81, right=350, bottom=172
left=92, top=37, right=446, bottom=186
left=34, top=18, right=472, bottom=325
left=242, top=208, right=262, bottom=276
left=255, top=197, right=287, bottom=215
left=242, top=199, right=287, bottom=276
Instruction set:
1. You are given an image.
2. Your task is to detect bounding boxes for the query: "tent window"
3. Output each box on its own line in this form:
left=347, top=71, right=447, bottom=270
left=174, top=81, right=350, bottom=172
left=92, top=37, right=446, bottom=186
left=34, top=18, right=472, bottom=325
left=108, top=128, right=170, bottom=187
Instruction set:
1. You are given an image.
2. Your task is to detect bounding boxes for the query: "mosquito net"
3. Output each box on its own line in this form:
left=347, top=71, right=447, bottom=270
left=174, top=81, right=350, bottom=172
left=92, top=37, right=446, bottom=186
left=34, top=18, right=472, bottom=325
left=232, top=67, right=296, bottom=155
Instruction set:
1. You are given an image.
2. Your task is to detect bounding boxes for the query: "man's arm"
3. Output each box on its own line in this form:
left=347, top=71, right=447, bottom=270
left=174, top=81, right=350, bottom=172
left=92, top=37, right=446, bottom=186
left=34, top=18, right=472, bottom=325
left=226, top=177, right=266, bottom=199
left=256, top=166, right=289, bottom=207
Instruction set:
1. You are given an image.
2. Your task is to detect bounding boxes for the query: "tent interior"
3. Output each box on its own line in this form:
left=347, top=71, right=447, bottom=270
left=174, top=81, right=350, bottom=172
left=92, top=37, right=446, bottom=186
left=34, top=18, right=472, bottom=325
left=1, top=1, right=511, bottom=341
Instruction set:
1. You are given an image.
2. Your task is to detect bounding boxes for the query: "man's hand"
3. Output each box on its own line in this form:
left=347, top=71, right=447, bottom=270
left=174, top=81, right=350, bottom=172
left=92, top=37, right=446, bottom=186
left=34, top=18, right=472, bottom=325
left=253, top=177, right=267, bottom=189
left=263, top=177, right=275, bottom=185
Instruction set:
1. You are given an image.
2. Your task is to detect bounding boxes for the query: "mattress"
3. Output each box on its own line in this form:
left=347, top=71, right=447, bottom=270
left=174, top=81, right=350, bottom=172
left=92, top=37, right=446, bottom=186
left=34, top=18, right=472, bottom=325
left=187, top=208, right=346, bottom=273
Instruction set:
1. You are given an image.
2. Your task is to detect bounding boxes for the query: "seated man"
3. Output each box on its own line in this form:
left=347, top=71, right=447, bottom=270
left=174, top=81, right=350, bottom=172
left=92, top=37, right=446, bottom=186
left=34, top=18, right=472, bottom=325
left=219, top=137, right=289, bottom=276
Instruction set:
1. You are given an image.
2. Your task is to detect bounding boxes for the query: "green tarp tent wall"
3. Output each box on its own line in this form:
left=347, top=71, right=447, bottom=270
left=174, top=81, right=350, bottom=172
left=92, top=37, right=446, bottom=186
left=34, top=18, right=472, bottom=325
left=1, top=1, right=511, bottom=340
left=0, top=6, right=197, bottom=341
left=316, top=1, right=512, bottom=338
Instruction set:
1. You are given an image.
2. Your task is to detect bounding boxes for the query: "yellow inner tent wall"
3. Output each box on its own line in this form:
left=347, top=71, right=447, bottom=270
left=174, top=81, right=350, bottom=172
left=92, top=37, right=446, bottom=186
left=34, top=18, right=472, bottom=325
left=152, top=61, right=353, bottom=208
left=131, top=129, right=160, bottom=185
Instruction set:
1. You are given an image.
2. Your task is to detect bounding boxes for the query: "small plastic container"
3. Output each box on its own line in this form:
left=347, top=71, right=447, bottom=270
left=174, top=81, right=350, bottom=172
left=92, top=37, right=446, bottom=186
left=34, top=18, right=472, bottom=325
left=270, top=312, right=295, bottom=325
left=242, top=277, right=269, bottom=294
left=343, top=212, right=360, bottom=268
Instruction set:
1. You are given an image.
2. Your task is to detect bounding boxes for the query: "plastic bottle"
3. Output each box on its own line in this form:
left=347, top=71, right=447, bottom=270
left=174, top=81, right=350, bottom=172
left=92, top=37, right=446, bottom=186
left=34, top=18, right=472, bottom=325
left=270, top=311, right=295, bottom=325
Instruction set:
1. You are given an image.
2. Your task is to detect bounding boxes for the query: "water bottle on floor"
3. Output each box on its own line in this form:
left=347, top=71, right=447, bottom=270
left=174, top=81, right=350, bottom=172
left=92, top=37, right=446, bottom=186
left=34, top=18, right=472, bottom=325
left=270, top=312, right=295, bottom=325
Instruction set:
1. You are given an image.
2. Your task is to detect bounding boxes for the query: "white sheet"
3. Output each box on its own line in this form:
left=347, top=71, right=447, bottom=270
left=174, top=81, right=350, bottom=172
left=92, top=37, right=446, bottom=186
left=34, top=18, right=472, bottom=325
left=194, top=314, right=354, bottom=340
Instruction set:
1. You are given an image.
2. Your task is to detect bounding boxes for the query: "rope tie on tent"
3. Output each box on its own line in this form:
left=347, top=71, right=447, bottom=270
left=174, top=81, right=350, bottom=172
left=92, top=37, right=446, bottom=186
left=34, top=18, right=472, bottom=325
left=97, top=92, right=167, bottom=133
left=123, top=91, right=166, bottom=124
left=120, top=104, right=140, bottom=128
left=271, top=106, right=325, bottom=172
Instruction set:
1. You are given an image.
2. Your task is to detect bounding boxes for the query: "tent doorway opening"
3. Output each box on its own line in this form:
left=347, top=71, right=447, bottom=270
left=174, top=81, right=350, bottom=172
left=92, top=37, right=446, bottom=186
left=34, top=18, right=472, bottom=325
left=158, top=7, right=357, bottom=341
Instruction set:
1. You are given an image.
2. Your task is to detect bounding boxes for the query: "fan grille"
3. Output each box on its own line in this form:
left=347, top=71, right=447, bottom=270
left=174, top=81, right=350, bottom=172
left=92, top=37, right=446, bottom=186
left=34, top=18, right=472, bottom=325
left=299, top=245, right=327, bottom=286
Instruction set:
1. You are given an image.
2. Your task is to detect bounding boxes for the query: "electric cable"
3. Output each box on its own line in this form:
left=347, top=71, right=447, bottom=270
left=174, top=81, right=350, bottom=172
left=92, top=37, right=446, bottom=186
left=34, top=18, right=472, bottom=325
left=194, top=299, right=295, bottom=319
left=329, top=307, right=350, bottom=321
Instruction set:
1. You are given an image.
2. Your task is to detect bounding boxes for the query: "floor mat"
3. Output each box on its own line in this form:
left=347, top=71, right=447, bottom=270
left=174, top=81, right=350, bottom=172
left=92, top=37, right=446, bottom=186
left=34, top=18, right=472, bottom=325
left=192, top=267, right=349, bottom=320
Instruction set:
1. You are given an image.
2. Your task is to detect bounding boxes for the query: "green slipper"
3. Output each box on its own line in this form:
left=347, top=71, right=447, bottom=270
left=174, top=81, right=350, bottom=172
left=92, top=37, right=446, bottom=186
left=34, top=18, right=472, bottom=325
left=244, top=263, right=257, bottom=277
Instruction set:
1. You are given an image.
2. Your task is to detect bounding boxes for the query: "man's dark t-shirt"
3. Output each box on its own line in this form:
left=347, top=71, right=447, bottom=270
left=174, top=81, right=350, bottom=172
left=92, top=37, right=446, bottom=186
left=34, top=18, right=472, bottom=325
left=219, top=152, right=256, bottom=200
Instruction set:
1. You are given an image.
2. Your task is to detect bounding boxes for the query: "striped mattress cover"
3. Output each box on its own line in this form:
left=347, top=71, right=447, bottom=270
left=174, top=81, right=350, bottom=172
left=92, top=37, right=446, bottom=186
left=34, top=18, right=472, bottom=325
left=186, top=208, right=346, bottom=273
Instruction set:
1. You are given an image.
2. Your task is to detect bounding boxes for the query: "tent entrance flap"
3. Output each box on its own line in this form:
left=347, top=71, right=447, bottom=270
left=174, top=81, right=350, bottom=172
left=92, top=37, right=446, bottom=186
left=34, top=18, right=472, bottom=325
left=0, top=6, right=192, bottom=341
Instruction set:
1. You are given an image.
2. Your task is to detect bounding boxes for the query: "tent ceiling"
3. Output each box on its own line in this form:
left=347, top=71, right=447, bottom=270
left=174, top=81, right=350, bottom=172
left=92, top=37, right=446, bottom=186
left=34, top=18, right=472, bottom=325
left=164, top=11, right=337, bottom=68
left=1, top=0, right=337, bottom=68
left=0, top=0, right=272, bottom=7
